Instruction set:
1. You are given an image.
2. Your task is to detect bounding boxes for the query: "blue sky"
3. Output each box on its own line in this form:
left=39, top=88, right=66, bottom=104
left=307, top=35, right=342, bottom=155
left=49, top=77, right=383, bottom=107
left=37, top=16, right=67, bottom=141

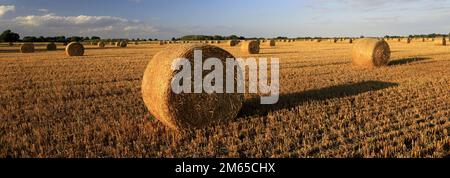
left=0, top=0, right=449, bottom=39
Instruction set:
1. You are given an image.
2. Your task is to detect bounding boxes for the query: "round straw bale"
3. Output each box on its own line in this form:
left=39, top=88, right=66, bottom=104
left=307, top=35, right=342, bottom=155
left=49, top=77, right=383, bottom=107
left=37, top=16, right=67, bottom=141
left=65, top=42, right=84, bottom=56
left=228, top=40, right=239, bottom=46
left=118, top=41, right=127, bottom=48
left=269, top=39, right=276, bottom=47
left=141, top=44, right=244, bottom=130
left=402, top=38, right=411, bottom=44
left=240, top=40, right=260, bottom=54
left=352, top=38, right=390, bottom=67
left=20, top=43, right=35, bottom=53
left=98, top=41, right=105, bottom=48
left=434, top=37, right=446, bottom=46
left=46, top=42, right=57, bottom=51
left=134, top=41, right=139, bottom=45
left=159, top=40, right=164, bottom=45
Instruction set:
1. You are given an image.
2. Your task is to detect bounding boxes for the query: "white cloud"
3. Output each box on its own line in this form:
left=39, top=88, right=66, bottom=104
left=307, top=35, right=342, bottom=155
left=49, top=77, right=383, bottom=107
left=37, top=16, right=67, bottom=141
left=14, top=14, right=128, bottom=27
left=0, top=5, right=15, bottom=17
left=8, top=13, right=159, bottom=38
left=38, top=8, right=49, bottom=13
left=128, top=0, right=142, bottom=3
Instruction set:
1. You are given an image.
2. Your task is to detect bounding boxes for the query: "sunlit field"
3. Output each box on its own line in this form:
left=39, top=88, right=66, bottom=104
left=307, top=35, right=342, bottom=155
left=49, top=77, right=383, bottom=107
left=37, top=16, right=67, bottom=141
left=0, top=40, right=449, bottom=158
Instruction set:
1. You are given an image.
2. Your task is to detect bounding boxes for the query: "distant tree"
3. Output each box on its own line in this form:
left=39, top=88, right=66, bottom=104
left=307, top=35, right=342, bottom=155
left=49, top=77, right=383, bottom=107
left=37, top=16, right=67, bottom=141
left=228, top=35, right=239, bottom=40
left=69, top=36, right=82, bottom=42
left=55, top=36, right=66, bottom=42
left=171, top=37, right=176, bottom=41
left=91, top=36, right=101, bottom=40
left=37, top=36, right=45, bottom=42
left=360, top=35, right=365, bottom=38
left=0, top=30, right=20, bottom=42
left=22, top=36, right=37, bottom=42
left=45, top=36, right=56, bottom=42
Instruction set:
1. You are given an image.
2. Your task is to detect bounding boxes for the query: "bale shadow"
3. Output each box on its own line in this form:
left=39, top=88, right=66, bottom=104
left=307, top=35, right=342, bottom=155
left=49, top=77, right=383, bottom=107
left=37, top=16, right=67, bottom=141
left=262, top=51, right=299, bottom=55
left=238, top=80, right=399, bottom=117
left=282, top=61, right=350, bottom=69
left=389, top=57, right=430, bottom=66
left=0, top=49, right=20, bottom=53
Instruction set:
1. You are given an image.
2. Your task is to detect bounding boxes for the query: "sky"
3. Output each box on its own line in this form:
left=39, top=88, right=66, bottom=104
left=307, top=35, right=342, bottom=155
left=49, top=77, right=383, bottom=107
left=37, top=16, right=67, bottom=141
left=0, top=0, right=449, bottom=39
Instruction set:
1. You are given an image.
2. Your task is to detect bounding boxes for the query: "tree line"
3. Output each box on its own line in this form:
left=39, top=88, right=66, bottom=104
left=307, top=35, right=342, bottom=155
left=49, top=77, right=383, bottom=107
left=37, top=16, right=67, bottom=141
left=1, top=29, right=449, bottom=43
left=0, top=29, right=160, bottom=43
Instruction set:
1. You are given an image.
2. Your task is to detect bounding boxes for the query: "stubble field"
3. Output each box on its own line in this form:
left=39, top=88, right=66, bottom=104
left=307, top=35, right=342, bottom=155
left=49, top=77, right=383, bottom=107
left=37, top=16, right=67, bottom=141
left=0, top=40, right=449, bottom=157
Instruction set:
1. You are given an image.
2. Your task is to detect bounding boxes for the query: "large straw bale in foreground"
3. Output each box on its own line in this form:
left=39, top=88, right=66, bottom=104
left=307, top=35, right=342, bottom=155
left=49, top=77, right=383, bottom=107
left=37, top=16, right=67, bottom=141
left=65, top=42, right=84, bottom=56
left=20, top=43, right=35, bottom=53
left=141, top=44, right=244, bottom=130
left=240, top=40, right=260, bottom=54
left=352, top=38, right=390, bottom=68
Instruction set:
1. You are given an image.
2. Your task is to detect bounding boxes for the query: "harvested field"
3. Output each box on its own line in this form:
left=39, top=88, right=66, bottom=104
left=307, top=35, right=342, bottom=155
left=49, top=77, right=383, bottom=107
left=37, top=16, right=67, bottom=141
left=0, top=41, right=449, bottom=158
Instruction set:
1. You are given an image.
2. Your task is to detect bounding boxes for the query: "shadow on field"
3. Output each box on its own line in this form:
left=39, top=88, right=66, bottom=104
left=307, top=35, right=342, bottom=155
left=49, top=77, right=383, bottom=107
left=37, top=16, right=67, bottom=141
left=238, top=80, right=399, bottom=117
left=0, top=49, right=20, bottom=53
left=262, top=51, right=299, bottom=55
left=389, top=57, right=430, bottom=66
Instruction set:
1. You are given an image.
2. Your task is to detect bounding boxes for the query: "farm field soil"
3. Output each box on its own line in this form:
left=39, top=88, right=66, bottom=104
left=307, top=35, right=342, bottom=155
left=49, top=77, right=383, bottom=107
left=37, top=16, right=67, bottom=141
left=0, top=41, right=449, bottom=157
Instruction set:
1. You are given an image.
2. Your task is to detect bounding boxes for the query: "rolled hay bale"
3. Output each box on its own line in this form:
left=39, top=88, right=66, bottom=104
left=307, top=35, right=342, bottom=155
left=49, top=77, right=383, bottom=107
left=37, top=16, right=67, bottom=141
left=118, top=41, right=127, bottom=48
left=352, top=38, right=390, bottom=68
left=141, top=44, right=244, bottom=130
left=46, top=42, right=57, bottom=51
left=159, top=40, right=164, bottom=45
left=134, top=41, right=139, bottom=45
left=269, top=39, right=276, bottom=47
left=98, top=41, right=106, bottom=48
left=402, top=38, right=411, bottom=44
left=20, top=43, right=35, bottom=53
left=240, top=40, right=260, bottom=54
left=65, top=42, right=85, bottom=56
left=434, top=37, right=446, bottom=46
left=228, top=40, right=239, bottom=46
